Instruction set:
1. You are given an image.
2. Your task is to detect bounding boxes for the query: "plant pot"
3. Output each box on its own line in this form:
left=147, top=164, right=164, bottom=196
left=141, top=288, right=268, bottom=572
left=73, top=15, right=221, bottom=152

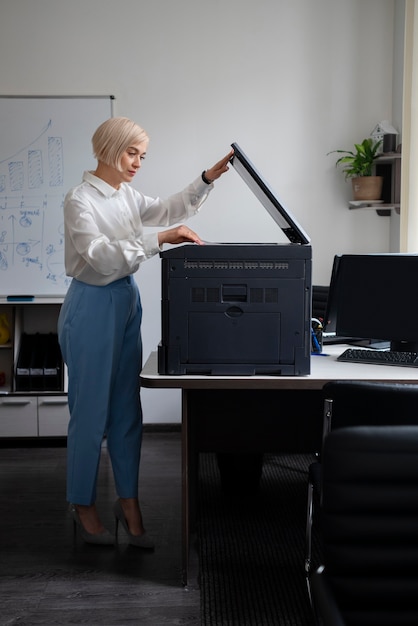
left=351, top=176, right=383, bottom=201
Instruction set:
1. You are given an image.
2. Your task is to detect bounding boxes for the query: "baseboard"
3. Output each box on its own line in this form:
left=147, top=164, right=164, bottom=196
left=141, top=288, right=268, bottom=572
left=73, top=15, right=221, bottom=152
left=143, top=423, right=181, bottom=433
left=0, top=424, right=181, bottom=447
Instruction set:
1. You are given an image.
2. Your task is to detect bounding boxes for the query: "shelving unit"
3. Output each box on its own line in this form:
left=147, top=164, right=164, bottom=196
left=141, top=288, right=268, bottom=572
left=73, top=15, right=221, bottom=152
left=0, top=298, right=69, bottom=438
left=348, top=152, right=401, bottom=216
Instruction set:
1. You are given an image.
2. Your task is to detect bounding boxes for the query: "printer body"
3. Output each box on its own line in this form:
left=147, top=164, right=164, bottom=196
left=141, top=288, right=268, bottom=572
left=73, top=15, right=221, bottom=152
left=157, top=143, right=312, bottom=376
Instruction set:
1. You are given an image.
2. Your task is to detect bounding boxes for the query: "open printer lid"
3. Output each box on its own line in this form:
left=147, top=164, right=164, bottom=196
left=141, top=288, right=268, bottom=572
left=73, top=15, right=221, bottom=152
left=230, top=142, right=310, bottom=245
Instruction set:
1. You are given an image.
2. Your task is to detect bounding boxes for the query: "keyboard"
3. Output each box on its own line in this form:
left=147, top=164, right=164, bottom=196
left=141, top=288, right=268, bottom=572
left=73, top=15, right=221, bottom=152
left=337, top=348, right=418, bottom=367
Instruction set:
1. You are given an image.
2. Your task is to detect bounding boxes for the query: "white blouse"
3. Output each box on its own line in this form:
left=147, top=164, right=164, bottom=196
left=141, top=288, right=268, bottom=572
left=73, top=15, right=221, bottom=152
left=63, top=170, right=213, bottom=286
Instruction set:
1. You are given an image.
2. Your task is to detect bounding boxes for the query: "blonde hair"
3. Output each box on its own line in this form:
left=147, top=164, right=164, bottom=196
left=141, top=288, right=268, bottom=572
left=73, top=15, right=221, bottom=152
left=92, top=117, right=149, bottom=170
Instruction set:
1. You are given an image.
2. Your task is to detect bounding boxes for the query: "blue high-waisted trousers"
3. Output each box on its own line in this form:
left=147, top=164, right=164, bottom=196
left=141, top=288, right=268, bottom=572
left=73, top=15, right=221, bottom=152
left=58, top=275, right=143, bottom=505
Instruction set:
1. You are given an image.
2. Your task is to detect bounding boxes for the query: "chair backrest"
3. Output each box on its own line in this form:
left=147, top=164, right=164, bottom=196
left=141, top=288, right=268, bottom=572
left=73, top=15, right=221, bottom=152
left=319, top=425, right=418, bottom=625
left=320, top=380, right=418, bottom=451
left=312, top=285, right=329, bottom=323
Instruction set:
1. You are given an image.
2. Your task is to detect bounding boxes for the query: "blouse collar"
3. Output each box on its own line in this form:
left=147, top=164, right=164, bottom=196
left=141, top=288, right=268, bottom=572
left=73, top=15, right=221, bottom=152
left=83, top=170, right=121, bottom=198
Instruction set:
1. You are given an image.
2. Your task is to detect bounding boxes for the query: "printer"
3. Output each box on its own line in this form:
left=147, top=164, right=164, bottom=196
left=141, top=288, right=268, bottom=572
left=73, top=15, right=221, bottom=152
left=158, top=143, right=312, bottom=376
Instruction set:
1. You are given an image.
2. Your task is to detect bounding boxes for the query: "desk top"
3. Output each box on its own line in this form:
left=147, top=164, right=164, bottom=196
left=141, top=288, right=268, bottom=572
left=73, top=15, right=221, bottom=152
left=140, top=345, right=418, bottom=390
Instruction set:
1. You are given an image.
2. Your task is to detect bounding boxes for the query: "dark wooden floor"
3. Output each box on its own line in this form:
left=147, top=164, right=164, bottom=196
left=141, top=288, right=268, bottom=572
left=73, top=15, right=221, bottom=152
left=0, top=430, right=200, bottom=625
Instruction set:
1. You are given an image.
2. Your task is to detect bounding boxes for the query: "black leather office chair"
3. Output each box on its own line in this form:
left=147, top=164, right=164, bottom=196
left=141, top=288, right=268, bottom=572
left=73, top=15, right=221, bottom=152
left=305, top=380, right=418, bottom=598
left=311, top=425, right=418, bottom=626
left=312, top=285, right=329, bottom=324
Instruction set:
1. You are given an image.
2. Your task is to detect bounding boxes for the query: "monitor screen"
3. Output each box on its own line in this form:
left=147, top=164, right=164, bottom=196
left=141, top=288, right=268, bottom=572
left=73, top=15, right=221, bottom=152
left=333, top=253, right=418, bottom=351
left=230, top=142, right=310, bottom=245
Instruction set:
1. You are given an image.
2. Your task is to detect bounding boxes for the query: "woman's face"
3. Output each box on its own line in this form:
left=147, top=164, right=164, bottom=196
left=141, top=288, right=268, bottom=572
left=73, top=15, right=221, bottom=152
left=118, top=140, right=149, bottom=183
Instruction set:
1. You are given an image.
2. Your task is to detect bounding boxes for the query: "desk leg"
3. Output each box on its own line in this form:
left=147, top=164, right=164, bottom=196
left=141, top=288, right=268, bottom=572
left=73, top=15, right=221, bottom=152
left=181, top=388, right=189, bottom=586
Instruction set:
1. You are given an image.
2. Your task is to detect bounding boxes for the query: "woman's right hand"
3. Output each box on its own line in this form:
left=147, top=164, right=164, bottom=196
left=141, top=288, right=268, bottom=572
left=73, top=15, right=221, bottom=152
left=158, top=224, right=203, bottom=247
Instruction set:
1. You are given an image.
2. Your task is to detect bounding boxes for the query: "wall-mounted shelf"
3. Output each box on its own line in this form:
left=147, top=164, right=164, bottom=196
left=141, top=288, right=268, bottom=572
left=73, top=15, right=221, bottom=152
left=347, top=151, right=401, bottom=216
left=348, top=200, right=399, bottom=216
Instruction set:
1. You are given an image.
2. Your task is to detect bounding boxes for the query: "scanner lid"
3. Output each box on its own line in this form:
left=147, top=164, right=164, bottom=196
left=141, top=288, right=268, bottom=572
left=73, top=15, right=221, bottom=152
left=230, top=142, right=310, bottom=245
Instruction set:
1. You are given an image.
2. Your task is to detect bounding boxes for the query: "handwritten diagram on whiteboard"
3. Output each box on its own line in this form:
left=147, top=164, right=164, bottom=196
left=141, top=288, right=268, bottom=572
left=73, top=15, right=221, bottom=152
left=0, top=96, right=113, bottom=297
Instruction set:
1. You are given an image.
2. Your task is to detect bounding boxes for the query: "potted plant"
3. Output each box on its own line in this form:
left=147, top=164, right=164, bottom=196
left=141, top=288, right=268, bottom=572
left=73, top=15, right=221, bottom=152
left=328, top=137, right=383, bottom=201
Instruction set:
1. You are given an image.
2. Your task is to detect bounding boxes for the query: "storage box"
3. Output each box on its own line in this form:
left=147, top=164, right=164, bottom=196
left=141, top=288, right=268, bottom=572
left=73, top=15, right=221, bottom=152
left=15, top=333, right=63, bottom=391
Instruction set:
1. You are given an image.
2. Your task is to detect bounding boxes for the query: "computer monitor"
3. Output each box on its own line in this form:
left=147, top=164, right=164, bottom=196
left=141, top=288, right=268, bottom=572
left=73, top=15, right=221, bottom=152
left=332, top=253, right=418, bottom=352
left=322, top=254, right=340, bottom=334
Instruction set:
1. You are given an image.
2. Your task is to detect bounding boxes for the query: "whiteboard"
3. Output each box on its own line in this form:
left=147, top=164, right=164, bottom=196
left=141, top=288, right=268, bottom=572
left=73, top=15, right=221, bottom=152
left=0, top=95, right=114, bottom=297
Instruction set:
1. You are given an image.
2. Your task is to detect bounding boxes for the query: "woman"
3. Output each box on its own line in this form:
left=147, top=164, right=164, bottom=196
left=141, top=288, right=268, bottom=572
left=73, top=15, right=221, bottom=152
left=58, top=116, right=233, bottom=547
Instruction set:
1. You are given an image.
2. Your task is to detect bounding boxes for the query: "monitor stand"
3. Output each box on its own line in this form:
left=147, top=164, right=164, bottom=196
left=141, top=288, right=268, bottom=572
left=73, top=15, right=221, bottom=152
left=348, top=339, right=391, bottom=350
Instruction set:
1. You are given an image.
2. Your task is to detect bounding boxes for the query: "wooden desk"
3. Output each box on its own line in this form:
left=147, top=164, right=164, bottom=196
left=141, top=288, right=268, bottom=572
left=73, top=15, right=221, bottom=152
left=140, top=345, right=418, bottom=584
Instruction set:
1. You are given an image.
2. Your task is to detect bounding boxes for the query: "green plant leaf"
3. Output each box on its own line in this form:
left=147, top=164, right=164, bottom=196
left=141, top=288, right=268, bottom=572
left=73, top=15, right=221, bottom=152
left=327, top=137, right=382, bottom=179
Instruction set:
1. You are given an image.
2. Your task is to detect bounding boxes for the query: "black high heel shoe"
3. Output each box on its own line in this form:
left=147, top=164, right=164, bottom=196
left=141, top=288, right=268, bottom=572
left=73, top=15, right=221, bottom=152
left=113, top=499, right=155, bottom=550
left=69, top=503, right=114, bottom=546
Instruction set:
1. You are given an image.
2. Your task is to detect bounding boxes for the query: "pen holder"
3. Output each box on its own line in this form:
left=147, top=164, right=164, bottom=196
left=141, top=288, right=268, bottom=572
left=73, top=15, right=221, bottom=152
left=311, top=318, right=323, bottom=354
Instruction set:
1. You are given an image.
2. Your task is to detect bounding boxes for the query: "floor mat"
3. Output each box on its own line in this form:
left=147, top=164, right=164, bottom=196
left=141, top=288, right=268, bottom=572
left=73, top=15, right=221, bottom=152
left=198, top=452, right=319, bottom=626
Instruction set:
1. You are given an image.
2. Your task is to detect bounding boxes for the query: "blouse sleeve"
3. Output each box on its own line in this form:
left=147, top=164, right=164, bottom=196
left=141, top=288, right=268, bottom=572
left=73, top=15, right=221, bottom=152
left=139, top=175, right=213, bottom=227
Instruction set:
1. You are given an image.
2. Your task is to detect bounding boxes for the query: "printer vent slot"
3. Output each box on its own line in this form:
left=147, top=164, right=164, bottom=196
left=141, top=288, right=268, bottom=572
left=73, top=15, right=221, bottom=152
left=265, top=288, right=279, bottom=303
left=191, top=287, right=205, bottom=302
left=250, top=288, right=263, bottom=303
left=191, top=287, right=220, bottom=303
left=207, top=288, right=220, bottom=302
left=249, top=288, right=279, bottom=303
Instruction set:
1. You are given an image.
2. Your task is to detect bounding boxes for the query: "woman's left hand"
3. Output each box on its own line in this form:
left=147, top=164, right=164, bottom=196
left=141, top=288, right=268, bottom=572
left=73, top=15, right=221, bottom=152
left=158, top=224, right=204, bottom=247
left=204, top=148, right=234, bottom=182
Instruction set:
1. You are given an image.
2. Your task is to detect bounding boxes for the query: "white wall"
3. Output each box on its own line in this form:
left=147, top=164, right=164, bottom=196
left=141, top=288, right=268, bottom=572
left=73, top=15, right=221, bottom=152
left=0, top=0, right=402, bottom=422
